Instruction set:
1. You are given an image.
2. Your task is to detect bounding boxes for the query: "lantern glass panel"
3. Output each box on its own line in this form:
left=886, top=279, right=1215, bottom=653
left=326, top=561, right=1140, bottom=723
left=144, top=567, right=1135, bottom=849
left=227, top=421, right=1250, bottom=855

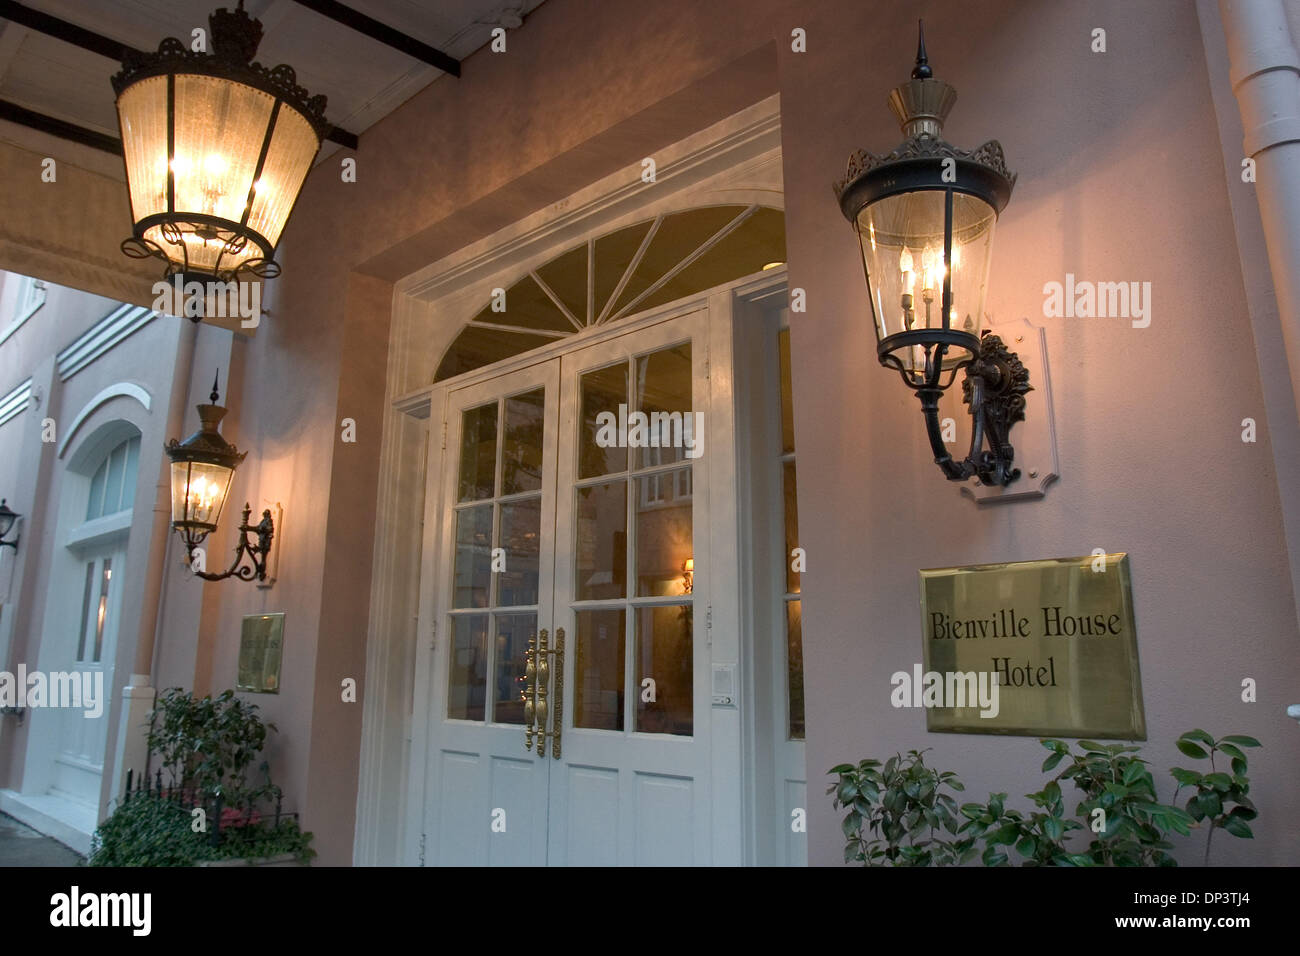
left=0, top=510, right=15, bottom=539
left=245, top=105, right=319, bottom=249
left=856, top=189, right=998, bottom=368
left=170, top=459, right=234, bottom=531
left=117, top=75, right=171, bottom=224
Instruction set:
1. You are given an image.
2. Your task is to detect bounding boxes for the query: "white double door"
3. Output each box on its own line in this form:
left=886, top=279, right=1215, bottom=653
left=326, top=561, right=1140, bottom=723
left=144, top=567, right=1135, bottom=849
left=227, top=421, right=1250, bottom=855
left=417, top=307, right=732, bottom=865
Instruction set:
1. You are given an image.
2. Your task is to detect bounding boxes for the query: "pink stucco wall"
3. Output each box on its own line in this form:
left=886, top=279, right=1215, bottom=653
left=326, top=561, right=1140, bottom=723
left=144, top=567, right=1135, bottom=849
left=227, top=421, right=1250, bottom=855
left=3, top=0, right=1294, bottom=866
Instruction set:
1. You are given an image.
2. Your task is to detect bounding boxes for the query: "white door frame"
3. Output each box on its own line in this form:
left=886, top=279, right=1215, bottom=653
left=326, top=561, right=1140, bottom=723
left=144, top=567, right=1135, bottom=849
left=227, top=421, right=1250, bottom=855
left=355, top=95, right=786, bottom=865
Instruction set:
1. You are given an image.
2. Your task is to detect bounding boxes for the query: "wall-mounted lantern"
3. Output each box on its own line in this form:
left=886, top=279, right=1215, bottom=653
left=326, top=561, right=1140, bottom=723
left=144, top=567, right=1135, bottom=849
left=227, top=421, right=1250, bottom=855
left=833, top=23, right=1031, bottom=487
left=682, top=558, right=694, bottom=594
left=165, top=373, right=273, bottom=582
left=0, top=499, right=20, bottom=552
left=112, top=0, right=330, bottom=290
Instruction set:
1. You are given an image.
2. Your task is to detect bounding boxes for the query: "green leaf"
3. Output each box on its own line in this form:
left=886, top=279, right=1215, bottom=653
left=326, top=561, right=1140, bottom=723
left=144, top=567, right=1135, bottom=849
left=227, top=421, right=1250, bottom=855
left=1220, top=735, right=1261, bottom=748
left=1041, top=752, right=1065, bottom=772
left=1181, top=729, right=1215, bottom=746
left=1176, top=739, right=1209, bottom=760
left=1015, top=835, right=1037, bottom=858
left=1078, top=740, right=1107, bottom=754
left=1204, top=773, right=1233, bottom=792
left=1043, top=816, right=1064, bottom=842
left=1169, top=767, right=1203, bottom=786
left=828, top=763, right=856, bottom=775
left=1221, top=815, right=1254, bottom=839
left=1121, top=761, right=1146, bottom=785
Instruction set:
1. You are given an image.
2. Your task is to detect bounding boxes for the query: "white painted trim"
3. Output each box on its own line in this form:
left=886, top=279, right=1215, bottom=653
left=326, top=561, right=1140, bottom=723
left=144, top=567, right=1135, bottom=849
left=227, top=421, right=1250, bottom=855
left=56, top=383, right=151, bottom=459
left=56, top=305, right=157, bottom=381
left=0, top=277, right=46, bottom=346
left=65, top=510, right=133, bottom=550
left=356, top=97, right=785, bottom=866
left=0, top=378, right=32, bottom=427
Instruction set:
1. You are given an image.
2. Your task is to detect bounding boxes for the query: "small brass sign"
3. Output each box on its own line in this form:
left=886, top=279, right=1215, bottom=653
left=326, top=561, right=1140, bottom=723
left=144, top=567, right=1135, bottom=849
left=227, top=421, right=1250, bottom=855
left=237, top=613, right=284, bottom=694
left=920, top=554, right=1144, bottom=738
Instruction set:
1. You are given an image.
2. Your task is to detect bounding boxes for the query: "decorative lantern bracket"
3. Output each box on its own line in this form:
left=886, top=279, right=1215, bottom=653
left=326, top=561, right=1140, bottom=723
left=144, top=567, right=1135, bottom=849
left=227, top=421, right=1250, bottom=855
left=189, top=502, right=274, bottom=583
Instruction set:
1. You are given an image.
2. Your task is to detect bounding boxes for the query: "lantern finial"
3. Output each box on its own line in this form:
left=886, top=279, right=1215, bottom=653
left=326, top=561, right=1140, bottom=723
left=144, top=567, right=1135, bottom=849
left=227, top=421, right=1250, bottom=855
left=912, top=20, right=932, bottom=79
left=210, top=369, right=221, bottom=405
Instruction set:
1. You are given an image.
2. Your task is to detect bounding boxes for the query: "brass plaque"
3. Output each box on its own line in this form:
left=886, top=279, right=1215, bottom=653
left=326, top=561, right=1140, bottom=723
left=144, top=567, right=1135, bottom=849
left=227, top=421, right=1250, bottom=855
left=919, top=554, right=1144, bottom=738
left=237, top=613, right=284, bottom=694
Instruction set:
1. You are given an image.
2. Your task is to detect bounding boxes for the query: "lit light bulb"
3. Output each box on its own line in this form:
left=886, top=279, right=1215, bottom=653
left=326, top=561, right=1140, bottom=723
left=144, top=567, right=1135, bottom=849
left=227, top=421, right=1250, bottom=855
left=204, top=153, right=228, bottom=176
left=899, top=247, right=915, bottom=294
left=921, top=245, right=936, bottom=292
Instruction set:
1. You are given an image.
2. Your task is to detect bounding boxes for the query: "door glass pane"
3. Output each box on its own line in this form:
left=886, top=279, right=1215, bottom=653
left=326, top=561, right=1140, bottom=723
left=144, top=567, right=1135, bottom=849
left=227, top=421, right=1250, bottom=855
left=121, top=436, right=141, bottom=510
left=458, top=402, right=498, bottom=501
left=580, top=362, right=628, bottom=479
left=575, top=481, right=626, bottom=600
left=502, top=389, right=545, bottom=495
left=634, top=467, right=692, bottom=597
left=76, top=562, right=94, bottom=662
left=453, top=505, right=493, bottom=608
left=633, top=343, right=693, bottom=469
left=635, top=604, right=693, bottom=736
left=787, top=599, right=804, bottom=739
left=493, top=613, right=535, bottom=724
left=448, top=614, right=488, bottom=720
left=783, top=461, right=799, bottom=595
left=93, top=559, right=112, bottom=663
left=497, top=498, right=541, bottom=606
left=779, top=327, right=795, bottom=454
left=573, top=608, right=625, bottom=730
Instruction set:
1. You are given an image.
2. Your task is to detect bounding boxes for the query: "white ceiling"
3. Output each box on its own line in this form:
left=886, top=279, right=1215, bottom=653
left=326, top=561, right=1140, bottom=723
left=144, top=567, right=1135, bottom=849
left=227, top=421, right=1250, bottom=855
left=0, top=0, right=544, bottom=175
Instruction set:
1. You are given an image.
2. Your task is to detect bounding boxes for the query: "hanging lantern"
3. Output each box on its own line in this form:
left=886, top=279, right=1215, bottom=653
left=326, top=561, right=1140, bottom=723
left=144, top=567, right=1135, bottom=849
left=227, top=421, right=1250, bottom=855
left=112, top=1, right=330, bottom=286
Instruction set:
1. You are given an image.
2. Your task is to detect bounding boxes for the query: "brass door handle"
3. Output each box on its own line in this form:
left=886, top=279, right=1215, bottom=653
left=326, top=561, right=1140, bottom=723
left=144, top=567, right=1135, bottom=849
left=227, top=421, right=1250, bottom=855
left=522, top=626, right=563, bottom=759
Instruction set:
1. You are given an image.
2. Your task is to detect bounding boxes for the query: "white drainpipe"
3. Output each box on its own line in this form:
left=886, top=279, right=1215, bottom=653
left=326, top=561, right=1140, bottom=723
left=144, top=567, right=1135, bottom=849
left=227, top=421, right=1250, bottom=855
left=1218, top=0, right=1300, bottom=728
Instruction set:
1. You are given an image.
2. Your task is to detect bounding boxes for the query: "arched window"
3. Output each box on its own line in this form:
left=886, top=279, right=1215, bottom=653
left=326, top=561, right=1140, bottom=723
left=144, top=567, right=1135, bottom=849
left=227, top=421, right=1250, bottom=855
left=85, top=435, right=141, bottom=521
left=435, top=205, right=785, bottom=382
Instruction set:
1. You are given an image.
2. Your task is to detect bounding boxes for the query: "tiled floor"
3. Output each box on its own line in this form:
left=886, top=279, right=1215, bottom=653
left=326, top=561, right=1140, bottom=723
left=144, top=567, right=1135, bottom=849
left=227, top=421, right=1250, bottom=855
left=0, top=812, right=84, bottom=866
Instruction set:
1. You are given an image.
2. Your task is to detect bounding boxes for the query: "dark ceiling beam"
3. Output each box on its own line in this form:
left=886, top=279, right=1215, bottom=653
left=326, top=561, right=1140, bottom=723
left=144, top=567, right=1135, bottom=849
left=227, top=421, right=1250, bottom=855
left=0, top=99, right=122, bottom=154
left=0, top=0, right=134, bottom=61
left=287, top=0, right=461, bottom=76
left=0, top=0, right=360, bottom=149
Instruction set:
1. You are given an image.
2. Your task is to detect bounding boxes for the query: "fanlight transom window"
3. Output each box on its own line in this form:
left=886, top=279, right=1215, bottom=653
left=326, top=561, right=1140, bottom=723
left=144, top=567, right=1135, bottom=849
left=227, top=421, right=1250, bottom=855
left=86, top=435, right=141, bottom=521
left=435, top=205, right=785, bottom=382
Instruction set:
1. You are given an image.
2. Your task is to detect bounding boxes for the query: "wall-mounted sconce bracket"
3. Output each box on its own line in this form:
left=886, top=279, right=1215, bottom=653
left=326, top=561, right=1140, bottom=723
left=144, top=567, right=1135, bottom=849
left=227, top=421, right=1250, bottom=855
left=191, top=502, right=274, bottom=583
left=959, top=317, right=1059, bottom=504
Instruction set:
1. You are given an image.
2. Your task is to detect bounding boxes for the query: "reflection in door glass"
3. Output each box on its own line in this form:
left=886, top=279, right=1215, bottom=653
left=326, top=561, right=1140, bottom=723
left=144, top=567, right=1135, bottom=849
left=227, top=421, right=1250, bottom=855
left=635, top=467, right=692, bottom=597
left=453, top=505, right=493, bottom=608
left=448, top=614, right=488, bottom=720
left=573, top=608, right=625, bottom=730
left=635, top=604, right=693, bottom=735
left=579, top=363, right=628, bottom=479
left=497, top=499, right=541, bottom=606
left=458, top=402, right=498, bottom=501
left=76, top=562, right=94, bottom=663
left=493, top=613, right=536, bottom=724
left=502, top=389, right=545, bottom=495
left=94, top=559, right=112, bottom=663
left=633, top=343, right=692, bottom=469
left=575, top=481, right=626, bottom=601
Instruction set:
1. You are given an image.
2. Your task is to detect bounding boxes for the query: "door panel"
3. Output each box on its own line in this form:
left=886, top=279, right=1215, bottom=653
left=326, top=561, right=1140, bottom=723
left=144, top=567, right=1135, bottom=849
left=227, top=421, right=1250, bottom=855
left=548, top=309, right=712, bottom=866
left=424, top=359, right=559, bottom=867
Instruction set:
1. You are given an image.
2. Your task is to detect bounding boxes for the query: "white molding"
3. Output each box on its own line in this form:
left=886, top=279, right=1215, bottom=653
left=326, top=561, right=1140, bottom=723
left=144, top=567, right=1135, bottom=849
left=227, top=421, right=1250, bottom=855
left=56, top=305, right=158, bottom=382
left=355, top=97, right=785, bottom=866
left=0, top=277, right=46, bottom=346
left=56, top=383, right=152, bottom=459
left=0, top=377, right=32, bottom=427
left=65, top=510, right=133, bottom=551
